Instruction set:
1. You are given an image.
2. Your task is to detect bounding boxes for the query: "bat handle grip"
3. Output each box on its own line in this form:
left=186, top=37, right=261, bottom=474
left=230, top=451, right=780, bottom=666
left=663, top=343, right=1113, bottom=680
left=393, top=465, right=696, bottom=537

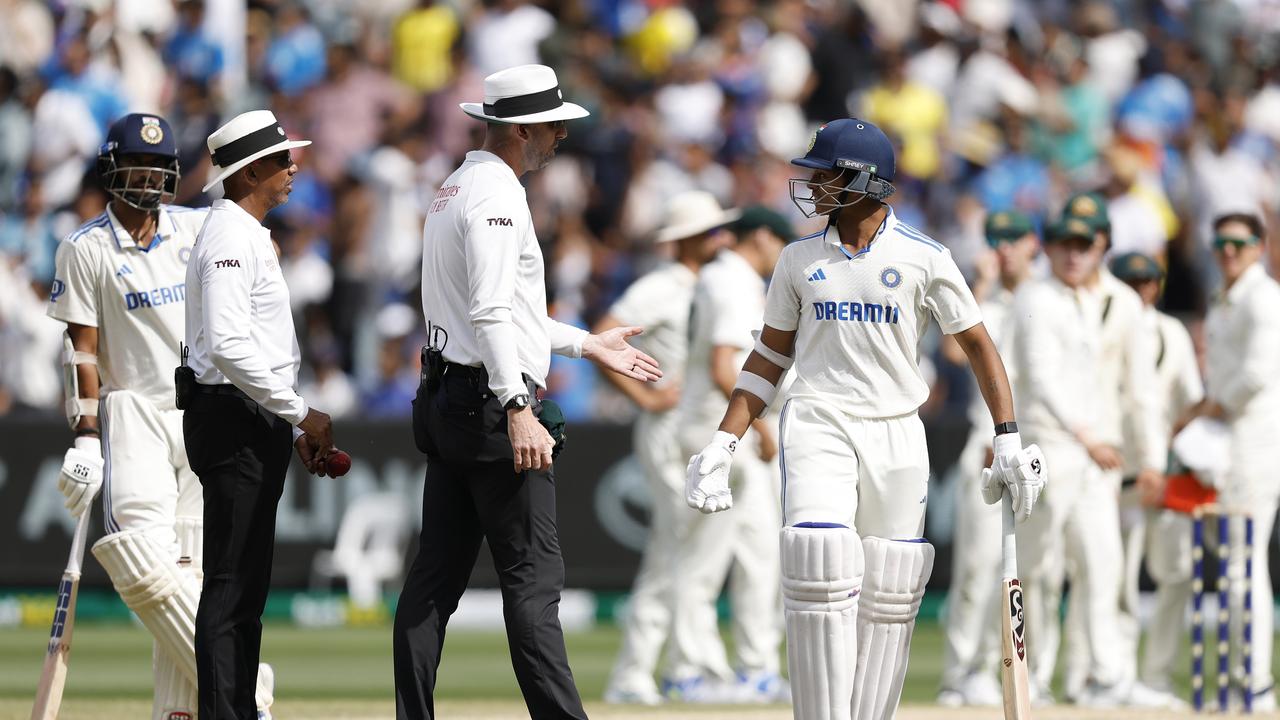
left=66, top=509, right=92, bottom=576
left=1001, top=491, right=1017, bottom=580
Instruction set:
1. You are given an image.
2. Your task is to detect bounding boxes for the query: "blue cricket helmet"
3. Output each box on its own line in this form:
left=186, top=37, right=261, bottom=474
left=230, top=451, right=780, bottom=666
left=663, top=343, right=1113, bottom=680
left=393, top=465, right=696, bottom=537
left=789, top=118, right=896, bottom=216
left=97, top=113, right=181, bottom=211
left=792, top=118, right=896, bottom=182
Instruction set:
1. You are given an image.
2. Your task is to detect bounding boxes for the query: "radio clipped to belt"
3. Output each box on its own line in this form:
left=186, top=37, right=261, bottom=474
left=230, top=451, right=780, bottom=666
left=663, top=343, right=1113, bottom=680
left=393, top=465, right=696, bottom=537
left=412, top=323, right=449, bottom=455
left=175, top=343, right=195, bottom=410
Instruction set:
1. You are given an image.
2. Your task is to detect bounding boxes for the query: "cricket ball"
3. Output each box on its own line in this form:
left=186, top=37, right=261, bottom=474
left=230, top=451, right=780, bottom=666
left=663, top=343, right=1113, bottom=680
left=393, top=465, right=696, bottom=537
left=325, top=450, right=352, bottom=477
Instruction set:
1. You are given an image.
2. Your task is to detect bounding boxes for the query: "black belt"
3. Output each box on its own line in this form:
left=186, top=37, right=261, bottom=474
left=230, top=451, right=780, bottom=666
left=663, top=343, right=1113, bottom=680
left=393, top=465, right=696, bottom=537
left=441, top=362, right=538, bottom=395
left=191, top=383, right=252, bottom=401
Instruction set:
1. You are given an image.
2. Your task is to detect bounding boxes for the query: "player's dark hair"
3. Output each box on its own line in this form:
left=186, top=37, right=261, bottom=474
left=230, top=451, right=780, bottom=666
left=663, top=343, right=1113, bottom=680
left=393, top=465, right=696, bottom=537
left=1212, top=212, right=1265, bottom=240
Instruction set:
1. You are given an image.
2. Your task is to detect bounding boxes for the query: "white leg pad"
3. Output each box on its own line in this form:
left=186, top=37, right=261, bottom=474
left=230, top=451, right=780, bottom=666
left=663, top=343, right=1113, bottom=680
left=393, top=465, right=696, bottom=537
left=781, top=524, right=864, bottom=720
left=851, top=537, right=934, bottom=720
left=153, top=642, right=197, bottom=720
left=92, top=530, right=200, bottom=686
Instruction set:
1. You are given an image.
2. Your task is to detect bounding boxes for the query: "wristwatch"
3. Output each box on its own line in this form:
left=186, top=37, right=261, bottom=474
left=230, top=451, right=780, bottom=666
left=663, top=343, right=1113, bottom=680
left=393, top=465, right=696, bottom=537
left=504, top=393, right=531, bottom=411
left=994, top=421, right=1019, bottom=435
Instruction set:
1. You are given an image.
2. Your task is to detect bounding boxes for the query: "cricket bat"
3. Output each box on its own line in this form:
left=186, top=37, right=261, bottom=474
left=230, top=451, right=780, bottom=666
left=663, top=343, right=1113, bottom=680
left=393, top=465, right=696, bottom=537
left=1000, top=492, right=1032, bottom=719
left=31, top=508, right=93, bottom=720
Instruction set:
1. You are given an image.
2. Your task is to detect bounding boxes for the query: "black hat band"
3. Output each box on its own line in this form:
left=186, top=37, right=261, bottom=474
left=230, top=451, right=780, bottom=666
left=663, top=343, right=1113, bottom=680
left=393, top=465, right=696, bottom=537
left=483, top=86, right=562, bottom=118
left=212, top=123, right=287, bottom=167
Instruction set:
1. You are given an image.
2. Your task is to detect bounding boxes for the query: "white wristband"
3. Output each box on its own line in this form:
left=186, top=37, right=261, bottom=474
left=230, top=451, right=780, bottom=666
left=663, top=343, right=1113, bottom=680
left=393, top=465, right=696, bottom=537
left=734, top=370, right=778, bottom=406
left=752, top=332, right=794, bottom=369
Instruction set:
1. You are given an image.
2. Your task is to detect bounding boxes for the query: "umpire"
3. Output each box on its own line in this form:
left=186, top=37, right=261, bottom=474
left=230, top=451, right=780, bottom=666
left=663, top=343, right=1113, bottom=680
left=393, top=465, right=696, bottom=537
left=183, top=110, right=335, bottom=719
left=393, top=64, right=662, bottom=719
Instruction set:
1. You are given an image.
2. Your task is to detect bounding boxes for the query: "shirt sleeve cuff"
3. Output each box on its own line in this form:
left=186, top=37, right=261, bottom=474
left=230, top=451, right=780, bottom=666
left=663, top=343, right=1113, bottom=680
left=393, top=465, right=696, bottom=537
left=282, top=397, right=309, bottom=427
left=292, top=425, right=305, bottom=442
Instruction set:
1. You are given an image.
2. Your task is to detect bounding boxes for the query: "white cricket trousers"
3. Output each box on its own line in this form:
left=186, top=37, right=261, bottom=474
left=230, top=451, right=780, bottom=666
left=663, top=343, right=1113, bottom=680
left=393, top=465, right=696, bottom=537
left=101, top=390, right=202, bottom=545
left=1017, top=439, right=1126, bottom=692
left=778, top=398, right=929, bottom=536
left=667, top=428, right=782, bottom=681
left=941, top=427, right=1001, bottom=692
left=607, top=411, right=717, bottom=694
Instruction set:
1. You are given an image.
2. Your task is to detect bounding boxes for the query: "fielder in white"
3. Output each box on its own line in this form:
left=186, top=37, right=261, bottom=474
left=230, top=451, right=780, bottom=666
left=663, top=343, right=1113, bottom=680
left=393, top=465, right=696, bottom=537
left=667, top=204, right=795, bottom=703
left=597, top=191, right=734, bottom=705
left=685, top=118, right=1045, bottom=720
left=938, top=210, right=1039, bottom=708
left=1052, top=194, right=1164, bottom=706
left=1109, top=252, right=1201, bottom=709
left=1180, top=211, right=1280, bottom=711
left=46, top=113, right=273, bottom=720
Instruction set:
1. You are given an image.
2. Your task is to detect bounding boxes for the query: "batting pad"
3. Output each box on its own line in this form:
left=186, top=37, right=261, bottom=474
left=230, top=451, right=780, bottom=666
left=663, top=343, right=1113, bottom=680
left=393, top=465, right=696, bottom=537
left=851, top=536, right=934, bottom=720
left=92, top=530, right=199, bottom=685
left=781, top=524, right=863, bottom=720
left=152, top=642, right=196, bottom=720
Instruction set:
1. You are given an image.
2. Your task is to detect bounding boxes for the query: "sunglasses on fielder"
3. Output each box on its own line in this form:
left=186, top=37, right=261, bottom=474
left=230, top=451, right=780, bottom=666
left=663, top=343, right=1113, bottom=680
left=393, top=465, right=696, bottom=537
left=1212, top=234, right=1260, bottom=250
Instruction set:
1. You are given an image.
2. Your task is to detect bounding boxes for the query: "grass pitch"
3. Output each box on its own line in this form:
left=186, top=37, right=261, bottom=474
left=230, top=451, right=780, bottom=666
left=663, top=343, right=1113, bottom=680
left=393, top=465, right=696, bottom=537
left=0, top=621, right=1262, bottom=718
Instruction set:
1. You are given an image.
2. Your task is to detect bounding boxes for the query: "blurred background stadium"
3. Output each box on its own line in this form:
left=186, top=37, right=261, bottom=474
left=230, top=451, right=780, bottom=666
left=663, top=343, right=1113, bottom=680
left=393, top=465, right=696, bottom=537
left=3, top=0, right=1280, bottom=714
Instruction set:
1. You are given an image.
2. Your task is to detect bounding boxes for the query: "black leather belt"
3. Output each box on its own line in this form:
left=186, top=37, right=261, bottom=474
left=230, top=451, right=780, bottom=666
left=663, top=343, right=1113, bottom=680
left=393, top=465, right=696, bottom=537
left=191, top=383, right=251, bottom=401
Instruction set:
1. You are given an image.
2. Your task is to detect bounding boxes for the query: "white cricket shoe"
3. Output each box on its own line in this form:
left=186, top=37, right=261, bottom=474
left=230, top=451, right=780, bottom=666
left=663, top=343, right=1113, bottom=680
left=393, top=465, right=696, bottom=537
left=735, top=670, right=789, bottom=703
left=1126, top=681, right=1188, bottom=710
left=1077, top=678, right=1131, bottom=709
left=604, top=683, right=664, bottom=706
left=257, top=662, right=275, bottom=720
left=959, top=672, right=1003, bottom=707
left=661, top=675, right=740, bottom=703
left=936, top=687, right=965, bottom=708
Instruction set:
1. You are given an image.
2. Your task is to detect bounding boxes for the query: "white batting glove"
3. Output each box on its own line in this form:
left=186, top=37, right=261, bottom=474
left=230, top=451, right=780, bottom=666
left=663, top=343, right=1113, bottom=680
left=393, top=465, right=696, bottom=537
left=59, top=436, right=104, bottom=518
left=983, top=433, right=1047, bottom=523
left=686, top=431, right=737, bottom=514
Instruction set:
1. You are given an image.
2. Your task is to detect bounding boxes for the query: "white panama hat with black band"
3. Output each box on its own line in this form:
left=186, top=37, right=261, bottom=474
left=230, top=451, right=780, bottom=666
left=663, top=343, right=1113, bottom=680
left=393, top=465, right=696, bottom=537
left=202, top=110, right=312, bottom=192
left=460, top=64, right=589, bottom=125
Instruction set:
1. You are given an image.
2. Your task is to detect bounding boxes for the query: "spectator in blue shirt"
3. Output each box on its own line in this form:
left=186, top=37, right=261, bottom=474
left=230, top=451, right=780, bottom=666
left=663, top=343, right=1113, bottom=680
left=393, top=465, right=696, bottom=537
left=164, top=0, right=224, bottom=84
left=264, top=3, right=327, bottom=96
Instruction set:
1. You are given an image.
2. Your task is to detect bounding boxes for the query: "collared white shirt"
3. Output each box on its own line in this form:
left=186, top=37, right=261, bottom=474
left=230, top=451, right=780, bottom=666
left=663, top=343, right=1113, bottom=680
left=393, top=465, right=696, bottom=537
left=185, top=199, right=307, bottom=425
left=47, top=203, right=208, bottom=410
left=608, top=261, right=696, bottom=401
left=1205, top=262, right=1280, bottom=428
left=1122, top=307, right=1203, bottom=473
left=679, top=249, right=766, bottom=440
left=763, top=207, right=982, bottom=419
left=1011, top=276, right=1105, bottom=448
left=420, top=150, right=587, bottom=405
left=1095, top=269, right=1164, bottom=469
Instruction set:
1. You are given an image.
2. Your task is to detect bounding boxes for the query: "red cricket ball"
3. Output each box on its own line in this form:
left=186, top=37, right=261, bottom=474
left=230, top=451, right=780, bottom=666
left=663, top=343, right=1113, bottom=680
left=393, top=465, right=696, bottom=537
left=325, top=450, right=352, bottom=477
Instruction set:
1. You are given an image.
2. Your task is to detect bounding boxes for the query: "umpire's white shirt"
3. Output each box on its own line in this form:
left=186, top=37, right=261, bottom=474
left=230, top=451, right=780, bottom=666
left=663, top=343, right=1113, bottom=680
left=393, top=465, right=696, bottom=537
left=763, top=207, right=982, bottom=419
left=420, top=150, right=587, bottom=405
left=1205, top=262, right=1280, bottom=428
left=47, top=204, right=208, bottom=410
left=185, top=199, right=308, bottom=425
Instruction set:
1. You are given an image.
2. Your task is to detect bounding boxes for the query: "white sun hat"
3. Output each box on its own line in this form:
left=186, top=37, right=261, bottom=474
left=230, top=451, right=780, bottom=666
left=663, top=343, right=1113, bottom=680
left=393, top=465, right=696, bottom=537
left=202, top=110, right=312, bottom=192
left=655, top=191, right=742, bottom=243
left=460, top=64, right=590, bottom=125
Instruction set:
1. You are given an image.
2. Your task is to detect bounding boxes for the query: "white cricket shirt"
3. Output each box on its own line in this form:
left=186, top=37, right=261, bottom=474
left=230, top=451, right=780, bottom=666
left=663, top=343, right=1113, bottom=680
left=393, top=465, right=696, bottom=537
left=420, top=150, right=587, bottom=405
left=1094, top=270, right=1164, bottom=469
left=1205, top=263, right=1280, bottom=427
left=185, top=199, right=308, bottom=425
left=763, top=207, right=982, bottom=419
left=679, top=249, right=766, bottom=439
left=608, top=261, right=696, bottom=394
left=1121, top=307, right=1203, bottom=473
left=47, top=204, right=208, bottom=410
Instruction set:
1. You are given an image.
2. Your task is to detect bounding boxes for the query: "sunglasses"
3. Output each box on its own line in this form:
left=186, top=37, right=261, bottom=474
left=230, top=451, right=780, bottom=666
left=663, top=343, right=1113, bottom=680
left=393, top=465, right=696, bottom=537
left=258, top=151, right=293, bottom=168
left=1212, top=234, right=1260, bottom=250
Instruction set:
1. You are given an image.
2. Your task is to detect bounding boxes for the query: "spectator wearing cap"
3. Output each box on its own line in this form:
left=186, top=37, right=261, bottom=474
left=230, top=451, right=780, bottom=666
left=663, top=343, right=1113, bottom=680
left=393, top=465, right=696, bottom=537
left=183, top=109, right=337, bottom=718
left=596, top=190, right=736, bottom=705
left=1178, top=212, right=1280, bottom=711
left=395, top=64, right=661, bottom=720
left=940, top=209, right=1039, bottom=708
left=1108, top=250, right=1203, bottom=709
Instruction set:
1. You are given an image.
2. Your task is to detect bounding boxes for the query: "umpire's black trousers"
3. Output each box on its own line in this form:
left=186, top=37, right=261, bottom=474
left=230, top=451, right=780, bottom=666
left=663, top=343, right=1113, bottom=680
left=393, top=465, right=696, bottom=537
left=184, top=386, right=292, bottom=720
left=394, top=366, right=587, bottom=720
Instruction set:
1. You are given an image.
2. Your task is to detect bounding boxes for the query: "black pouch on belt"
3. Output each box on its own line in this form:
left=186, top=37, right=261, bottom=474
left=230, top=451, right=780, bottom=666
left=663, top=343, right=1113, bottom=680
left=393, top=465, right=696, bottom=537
left=411, top=344, right=447, bottom=455
left=175, top=343, right=195, bottom=410
left=537, top=398, right=567, bottom=459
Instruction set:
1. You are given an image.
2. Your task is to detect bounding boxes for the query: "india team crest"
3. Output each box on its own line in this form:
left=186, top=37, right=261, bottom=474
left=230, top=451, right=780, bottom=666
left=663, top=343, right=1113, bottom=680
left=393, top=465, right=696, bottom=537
left=808, top=123, right=827, bottom=152
left=880, top=266, right=902, bottom=289
left=140, top=117, right=164, bottom=145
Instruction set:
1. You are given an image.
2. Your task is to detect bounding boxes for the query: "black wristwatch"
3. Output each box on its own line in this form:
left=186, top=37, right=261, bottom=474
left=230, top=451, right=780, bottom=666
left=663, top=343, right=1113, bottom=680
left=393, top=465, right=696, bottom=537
left=994, top=421, right=1019, bottom=435
left=504, top=393, right=530, bottom=411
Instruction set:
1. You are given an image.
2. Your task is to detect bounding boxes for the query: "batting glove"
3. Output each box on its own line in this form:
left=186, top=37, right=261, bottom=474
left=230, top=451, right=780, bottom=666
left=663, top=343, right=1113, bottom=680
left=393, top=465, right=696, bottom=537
left=686, top=431, right=737, bottom=514
left=59, top=436, right=104, bottom=518
left=984, top=433, right=1047, bottom=523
